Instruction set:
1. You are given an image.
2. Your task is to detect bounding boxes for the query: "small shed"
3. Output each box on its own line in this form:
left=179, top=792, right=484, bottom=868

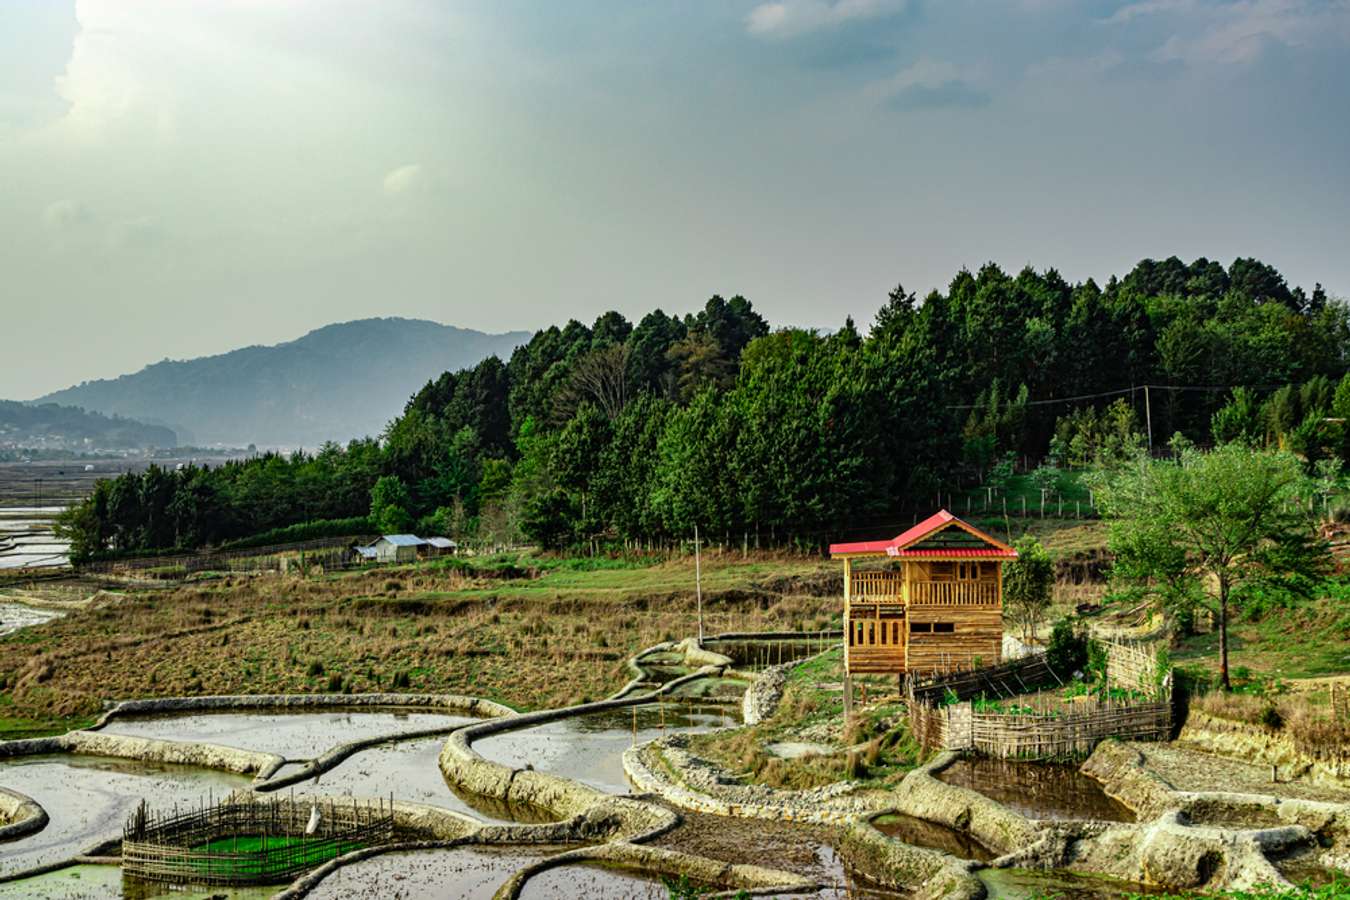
left=371, top=534, right=427, bottom=563
left=421, top=536, right=457, bottom=557
left=349, top=544, right=378, bottom=565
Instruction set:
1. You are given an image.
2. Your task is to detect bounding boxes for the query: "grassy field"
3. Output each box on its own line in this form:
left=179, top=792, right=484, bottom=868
left=687, top=647, right=923, bottom=791
left=0, top=551, right=837, bottom=737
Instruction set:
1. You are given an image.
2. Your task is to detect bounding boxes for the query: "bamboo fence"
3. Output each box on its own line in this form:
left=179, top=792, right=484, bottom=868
left=908, top=643, right=1173, bottom=760
left=122, top=795, right=393, bottom=886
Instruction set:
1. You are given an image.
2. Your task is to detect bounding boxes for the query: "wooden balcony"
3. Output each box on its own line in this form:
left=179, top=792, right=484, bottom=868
left=909, top=580, right=998, bottom=606
left=846, top=570, right=1000, bottom=608
left=848, top=570, right=904, bottom=603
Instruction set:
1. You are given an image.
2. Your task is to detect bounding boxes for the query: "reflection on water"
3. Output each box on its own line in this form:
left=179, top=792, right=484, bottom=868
left=0, top=755, right=249, bottom=876
left=871, top=813, right=995, bottom=862
left=103, top=708, right=472, bottom=758
left=0, top=864, right=283, bottom=900
left=474, top=703, right=739, bottom=794
left=937, top=757, right=1136, bottom=823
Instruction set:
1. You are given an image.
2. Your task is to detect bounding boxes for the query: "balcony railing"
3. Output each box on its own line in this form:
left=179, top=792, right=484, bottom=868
left=847, top=572, right=998, bottom=607
left=909, top=580, right=998, bottom=606
left=849, top=570, right=903, bottom=602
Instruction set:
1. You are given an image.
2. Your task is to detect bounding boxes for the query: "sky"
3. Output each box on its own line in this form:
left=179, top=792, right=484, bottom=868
left=2, top=0, right=1348, bottom=399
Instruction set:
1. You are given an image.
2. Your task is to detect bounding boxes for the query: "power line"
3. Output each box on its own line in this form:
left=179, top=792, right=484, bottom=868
left=945, top=382, right=1284, bottom=410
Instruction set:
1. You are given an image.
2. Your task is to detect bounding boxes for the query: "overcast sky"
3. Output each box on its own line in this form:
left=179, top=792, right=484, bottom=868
left=2, top=0, right=1348, bottom=399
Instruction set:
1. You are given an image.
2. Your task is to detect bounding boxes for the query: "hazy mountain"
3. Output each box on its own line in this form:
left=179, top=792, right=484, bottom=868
left=37, top=318, right=531, bottom=447
left=0, top=400, right=176, bottom=451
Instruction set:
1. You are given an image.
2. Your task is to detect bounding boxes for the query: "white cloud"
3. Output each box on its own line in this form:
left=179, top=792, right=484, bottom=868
left=382, top=163, right=426, bottom=196
left=746, top=0, right=906, bottom=39
left=1105, top=0, right=1350, bottom=65
left=869, top=57, right=989, bottom=109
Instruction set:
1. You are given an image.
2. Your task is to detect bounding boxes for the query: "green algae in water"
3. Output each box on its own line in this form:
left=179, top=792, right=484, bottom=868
left=980, top=867, right=1173, bottom=899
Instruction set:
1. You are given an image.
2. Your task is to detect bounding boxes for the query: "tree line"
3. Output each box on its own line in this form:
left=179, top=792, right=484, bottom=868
left=58, top=256, right=1348, bottom=559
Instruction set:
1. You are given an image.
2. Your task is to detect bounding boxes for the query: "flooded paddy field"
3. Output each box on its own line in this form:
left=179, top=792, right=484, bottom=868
left=290, top=731, right=556, bottom=823
left=0, top=601, right=62, bottom=636
left=871, top=812, right=995, bottom=862
left=306, top=846, right=555, bottom=900
left=980, top=867, right=1171, bottom=899
left=937, top=757, right=1136, bottom=823
left=517, top=862, right=668, bottom=899
left=473, top=702, right=739, bottom=794
left=100, top=708, right=475, bottom=759
left=0, top=864, right=281, bottom=899
left=0, top=507, right=67, bottom=571
left=0, top=755, right=249, bottom=876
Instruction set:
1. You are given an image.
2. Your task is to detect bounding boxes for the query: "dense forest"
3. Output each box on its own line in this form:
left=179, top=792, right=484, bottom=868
left=57, top=257, right=1350, bottom=560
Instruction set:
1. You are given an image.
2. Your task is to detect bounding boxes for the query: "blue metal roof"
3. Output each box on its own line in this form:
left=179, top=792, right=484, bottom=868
left=379, top=534, right=427, bottom=546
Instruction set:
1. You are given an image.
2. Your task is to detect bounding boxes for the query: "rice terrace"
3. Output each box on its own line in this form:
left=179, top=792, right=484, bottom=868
left=5, top=2, right=1350, bottom=898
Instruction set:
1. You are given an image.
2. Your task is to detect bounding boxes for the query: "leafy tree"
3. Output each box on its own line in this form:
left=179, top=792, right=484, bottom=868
left=369, top=475, right=413, bottom=534
left=1004, top=536, right=1053, bottom=641
left=1101, top=444, right=1329, bottom=690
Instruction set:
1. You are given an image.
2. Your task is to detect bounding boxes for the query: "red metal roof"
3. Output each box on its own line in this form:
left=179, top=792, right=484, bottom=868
left=828, top=509, right=1017, bottom=558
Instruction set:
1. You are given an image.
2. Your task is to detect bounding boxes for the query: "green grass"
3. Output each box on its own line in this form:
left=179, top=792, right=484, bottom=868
left=188, top=834, right=364, bottom=878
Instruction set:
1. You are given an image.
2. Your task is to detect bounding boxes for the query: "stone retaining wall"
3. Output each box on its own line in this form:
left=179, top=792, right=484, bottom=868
left=1180, top=710, right=1350, bottom=788
left=0, top=787, right=47, bottom=843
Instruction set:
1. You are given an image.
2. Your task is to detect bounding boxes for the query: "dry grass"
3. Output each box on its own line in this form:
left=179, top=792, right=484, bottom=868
left=0, top=553, right=836, bottom=728
left=1194, top=690, right=1350, bottom=759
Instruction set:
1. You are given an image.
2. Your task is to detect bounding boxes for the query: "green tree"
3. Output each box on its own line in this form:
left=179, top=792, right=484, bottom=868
left=1004, top=536, right=1053, bottom=641
left=369, top=475, right=413, bottom=534
left=1101, top=444, right=1329, bottom=690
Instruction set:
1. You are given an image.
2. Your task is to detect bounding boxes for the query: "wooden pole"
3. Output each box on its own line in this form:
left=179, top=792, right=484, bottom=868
left=694, top=524, right=704, bottom=643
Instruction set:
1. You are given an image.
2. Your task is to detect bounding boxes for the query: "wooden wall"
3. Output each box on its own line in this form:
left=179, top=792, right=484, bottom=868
left=905, top=605, right=1003, bottom=673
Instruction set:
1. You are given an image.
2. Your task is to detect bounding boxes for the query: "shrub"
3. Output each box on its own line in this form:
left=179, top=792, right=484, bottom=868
left=306, top=660, right=325, bottom=677
left=1046, top=619, right=1089, bottom=679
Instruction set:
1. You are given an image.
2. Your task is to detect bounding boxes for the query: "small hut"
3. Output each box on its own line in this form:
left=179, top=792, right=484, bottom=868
left=370, top=534, right=426, bottom=563
left=829, top=510, right=1016, bottom=677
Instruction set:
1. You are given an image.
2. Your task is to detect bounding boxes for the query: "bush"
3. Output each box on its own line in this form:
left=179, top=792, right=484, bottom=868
left=1260, top=704, right=1285, bottom=731
left=1046, top=619, right=1089, bottom=679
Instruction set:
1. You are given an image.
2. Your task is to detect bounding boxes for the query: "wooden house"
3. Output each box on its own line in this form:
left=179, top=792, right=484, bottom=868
left=829, top=510, right=1016, bottom=676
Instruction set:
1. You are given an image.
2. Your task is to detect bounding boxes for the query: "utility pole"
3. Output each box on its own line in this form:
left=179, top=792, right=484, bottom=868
left=694, top=524, right=704, bottom=642
left=1144, top=385, right=1153, bottom=454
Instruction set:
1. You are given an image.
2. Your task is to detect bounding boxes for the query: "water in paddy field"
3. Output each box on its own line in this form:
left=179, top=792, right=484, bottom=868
left=871, top=812, right=996, bottom=862
left=283, top=730, right=558, bottom=824
left=0, top=755, right=250, bottom=877
left=472, top=702, right=740, bottom=794
left=0, top=601, right=62, bottom=636
left=936, top=757, right=1136, bottom=823
left=0, top=864, right=282, bottom=899
left=100, top=708, right=475, bottom=759
left=305, top=847, right=557, bottom=900
left=0, top=506, right=69, bottom=570
left=980, top=868, right=1173, bottom=898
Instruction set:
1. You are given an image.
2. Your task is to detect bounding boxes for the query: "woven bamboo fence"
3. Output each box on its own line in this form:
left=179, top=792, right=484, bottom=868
left=908, top=642, right=1174, bottom=760
left=1102, top=639, right=1167, bottom=695
left=123, top=795, right=393, bottom=886
left=909, top=655, right=1059, bottom=706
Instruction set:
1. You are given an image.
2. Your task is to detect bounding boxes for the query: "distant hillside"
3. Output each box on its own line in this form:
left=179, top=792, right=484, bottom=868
left=0, top=400, right=176, bottom=451
left=37, top=318, right=531, bottom=447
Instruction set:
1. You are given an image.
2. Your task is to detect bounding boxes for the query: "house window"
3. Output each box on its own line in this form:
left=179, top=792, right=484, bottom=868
left=957, top=562, right=981, bottom=580
left=932, top=622, right=955, bottom=633
left=931, top=562, right=954, bottom=579
left=911, top=622, right=931, bottom=633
